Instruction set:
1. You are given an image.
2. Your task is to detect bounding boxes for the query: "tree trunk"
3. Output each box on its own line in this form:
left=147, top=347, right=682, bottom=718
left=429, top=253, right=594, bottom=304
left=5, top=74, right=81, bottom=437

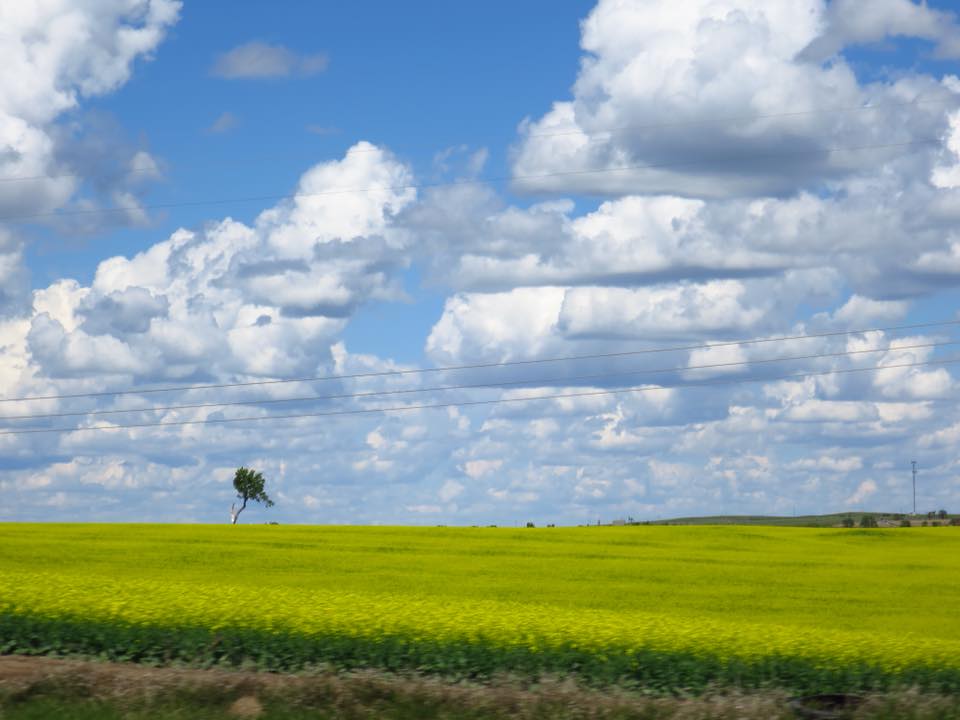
left=230, top=499, right=247, bottom=525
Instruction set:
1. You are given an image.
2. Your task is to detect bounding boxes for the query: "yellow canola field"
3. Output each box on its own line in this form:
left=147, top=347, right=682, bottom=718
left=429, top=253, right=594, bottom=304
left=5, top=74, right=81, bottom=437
left=1, top=524, right=959, bottom=677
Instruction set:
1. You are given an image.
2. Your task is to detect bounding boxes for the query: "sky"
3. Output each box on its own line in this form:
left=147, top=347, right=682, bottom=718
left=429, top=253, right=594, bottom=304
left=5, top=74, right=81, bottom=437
left=2, top=0, right=960, bottom=525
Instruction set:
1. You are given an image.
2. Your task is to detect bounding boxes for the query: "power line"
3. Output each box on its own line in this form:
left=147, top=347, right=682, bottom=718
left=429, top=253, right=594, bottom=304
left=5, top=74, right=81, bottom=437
left=3, top=339, right=954, bottom=422
left=4, top=318, right=958, bottom=404
left=0, top=96, right=952, bottom=185
left=0, top=138, right=937, bottom=224
left=2, top=356, right=955, bottom=436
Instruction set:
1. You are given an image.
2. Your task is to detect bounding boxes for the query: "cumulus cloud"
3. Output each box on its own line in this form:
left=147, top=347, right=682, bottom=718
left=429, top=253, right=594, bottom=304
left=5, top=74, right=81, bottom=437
left=0, top=140, right=427, bottom=476
left=0, top=1, right=179, bottom=222
left=7, top=0, right=960, bottom=525
left=79, top=287, right=170, bottom=336
left=408, top=172, right=960, bottom=303
left=211, top=42, right=328, bottom=79
left=0, top=229, right=28, bottom=315
left=427, top=288, right=565, bottom=364
left=19, top=142, right=414, bottom=385
left=814, top=295, right=909, bottom=327
left=0, top=0, right=177, bottom=304
left=799, top=0, right=960, bottom=62
left=932, top=107, right=960, bottom=188
left=0, top=142, right=422, bottom=525
left=510, top=0, right=957, bottom=198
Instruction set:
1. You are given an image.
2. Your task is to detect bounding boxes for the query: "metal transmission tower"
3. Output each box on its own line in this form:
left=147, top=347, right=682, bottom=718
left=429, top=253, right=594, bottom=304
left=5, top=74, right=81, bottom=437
left=911, top=461, right=918, bottom=515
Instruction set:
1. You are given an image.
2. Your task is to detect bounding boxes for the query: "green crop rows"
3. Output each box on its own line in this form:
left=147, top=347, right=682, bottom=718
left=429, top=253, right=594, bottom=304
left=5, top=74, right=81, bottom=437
left=1, top=524, right=959, bottom=693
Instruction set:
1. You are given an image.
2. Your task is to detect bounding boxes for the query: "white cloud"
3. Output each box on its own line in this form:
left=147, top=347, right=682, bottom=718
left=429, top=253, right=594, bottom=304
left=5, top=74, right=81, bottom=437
left=0, top=1, right=176, bottom=311
left=647, top=459, right=696, bottom=488
left=559, top=282, right=767, bottom=339
left=206, top=111, right=239, bottom=134
left=0, top=229, right=28, bottom=314
left=845, top=479, right=878, bottom=506
left=914, top=240, right=960, bottom=275
left=8, top=0, right=960, bottom=526
left=573, top=476, right=609, bottom=500
left=438, top=479, right=464, bottom=502
left=366, top=430, right=387, bottom=450
left=409, top=168, right=960, bottom=304
left=920, top=421, right=960, bottom=448
left=872, top=339, right=955, bottom=399
left=461, top=459, right=503, bottom=480
left=405, top=504, right=444, bottom=514
left=211, top=41, right=328, bottom=79
left=0, top=0, right=180, bottom=224
left=427, top=288, right=565, bottom=364
left=510, top=0, right=956, bottom=198
left=824, top=295, right=909, bottom=327
left=932, top=108, right=960, bottom=188
left=800, top=0, right=960, bottom=61
left=786, top=456, right=863, bottom=473
left=4, top=142, right=416, bottom=418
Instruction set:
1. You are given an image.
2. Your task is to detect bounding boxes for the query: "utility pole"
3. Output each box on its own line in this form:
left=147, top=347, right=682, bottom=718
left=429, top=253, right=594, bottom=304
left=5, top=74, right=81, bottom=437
left=911, top=460, right=918, bottom=515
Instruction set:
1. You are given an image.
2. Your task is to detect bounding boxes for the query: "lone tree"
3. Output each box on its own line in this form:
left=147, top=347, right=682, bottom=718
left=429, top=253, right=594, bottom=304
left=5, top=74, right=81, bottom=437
left=230, top=467, right=274, bottom=524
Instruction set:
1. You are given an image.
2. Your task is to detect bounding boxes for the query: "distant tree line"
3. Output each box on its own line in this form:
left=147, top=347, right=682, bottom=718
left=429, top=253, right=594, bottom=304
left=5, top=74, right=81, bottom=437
left=843, top=510, right=957, bottom=528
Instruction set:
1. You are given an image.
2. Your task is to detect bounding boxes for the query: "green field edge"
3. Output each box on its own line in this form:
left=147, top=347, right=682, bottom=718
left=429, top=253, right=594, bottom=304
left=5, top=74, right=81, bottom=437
left=3, top=613, right=959, bottom=695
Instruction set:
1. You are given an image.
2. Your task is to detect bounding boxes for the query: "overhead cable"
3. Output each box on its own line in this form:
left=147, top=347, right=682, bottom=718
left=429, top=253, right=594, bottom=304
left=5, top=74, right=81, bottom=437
left=0, top=138, right=938, bottom=223
left=2, top=356, right=956, bottom=436
left=3, top=318, right=958, bottom=404
left=0, top=96, right=952, bottom=185
left=3, top=339, right=954, bottom=422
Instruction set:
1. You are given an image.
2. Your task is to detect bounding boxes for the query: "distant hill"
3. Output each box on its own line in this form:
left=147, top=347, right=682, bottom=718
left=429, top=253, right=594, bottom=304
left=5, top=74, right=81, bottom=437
left=641, top=512, right=955, bottom=528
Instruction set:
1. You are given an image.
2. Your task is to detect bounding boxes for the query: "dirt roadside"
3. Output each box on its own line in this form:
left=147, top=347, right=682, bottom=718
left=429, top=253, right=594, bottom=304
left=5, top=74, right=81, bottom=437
left=0, top=653, right=789, bottom=718
left=1, top=654, right=959, bottom=719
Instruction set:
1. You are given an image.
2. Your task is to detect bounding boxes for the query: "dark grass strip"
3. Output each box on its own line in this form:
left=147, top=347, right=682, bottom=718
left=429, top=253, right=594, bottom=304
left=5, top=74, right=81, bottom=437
left=2, top=613, right=959, bottom=695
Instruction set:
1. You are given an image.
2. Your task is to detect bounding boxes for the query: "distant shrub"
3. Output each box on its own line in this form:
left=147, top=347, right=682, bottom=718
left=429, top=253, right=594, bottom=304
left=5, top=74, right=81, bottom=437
left=525, top=522, right=535, bottom=528
left=900, top=519, right=912, bottom=528
left=859, top=515, right=878, bottom=528
left=932, top=521, right=941, bottom=527
left=922, top=521, right=929, bottom=527
left=842, top=516, right=856, bottom=528
left=951, top=518, right=960, bottom=527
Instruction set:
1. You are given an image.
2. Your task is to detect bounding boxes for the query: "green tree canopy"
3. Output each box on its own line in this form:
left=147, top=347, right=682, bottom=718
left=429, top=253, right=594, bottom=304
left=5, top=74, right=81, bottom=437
left=230, top=467, right=274, bottom=524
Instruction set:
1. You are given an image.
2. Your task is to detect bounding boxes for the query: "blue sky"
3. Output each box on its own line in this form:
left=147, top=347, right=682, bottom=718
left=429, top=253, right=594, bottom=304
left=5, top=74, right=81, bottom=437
left=26, top=1, right=595, bottom=363
left=27, top=2, right=591, bottom=279
left=2, top=0, right=960, bottom=524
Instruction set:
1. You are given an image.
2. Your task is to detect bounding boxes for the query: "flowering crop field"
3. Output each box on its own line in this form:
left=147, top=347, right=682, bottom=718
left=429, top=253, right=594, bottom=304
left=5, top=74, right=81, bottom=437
left=1, top=523, right=959, bottom=693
